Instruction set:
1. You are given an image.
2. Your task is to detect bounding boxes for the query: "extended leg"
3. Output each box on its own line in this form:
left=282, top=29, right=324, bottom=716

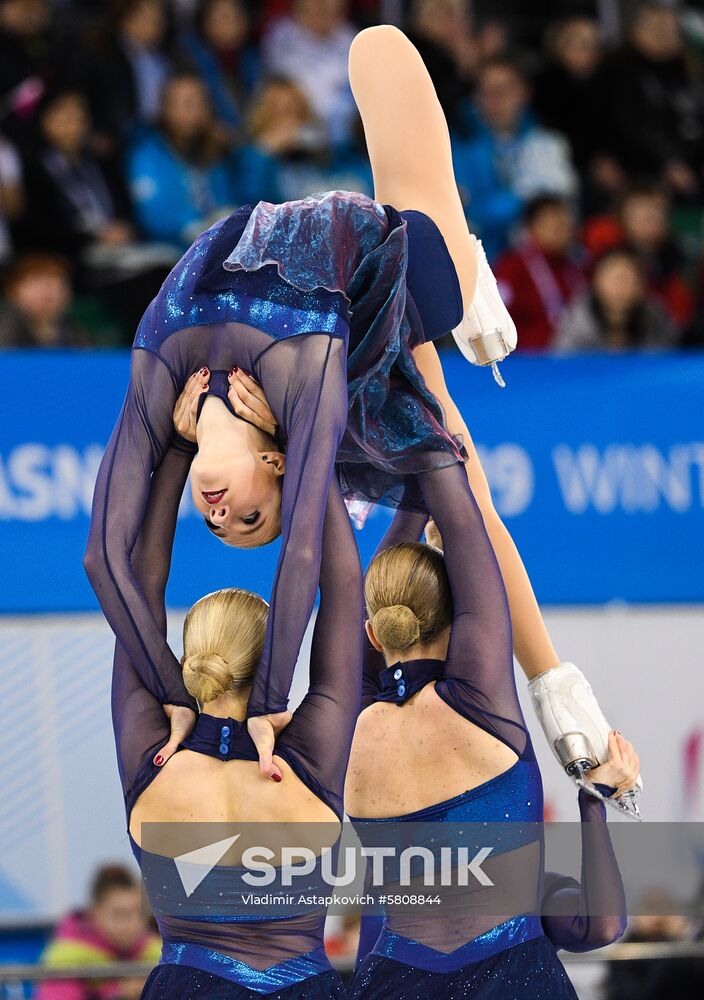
left=348, top=25, right=477, bottom=314
left=349, top=27, right=517, bottom=382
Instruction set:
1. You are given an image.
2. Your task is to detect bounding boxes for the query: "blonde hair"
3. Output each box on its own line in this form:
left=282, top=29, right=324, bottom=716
left=181, top=588, right=268, bottom=704
left=365, top=543, right=452, bottom=652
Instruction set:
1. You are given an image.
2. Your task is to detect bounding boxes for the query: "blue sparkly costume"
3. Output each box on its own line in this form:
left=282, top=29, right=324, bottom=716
left=347, top=467, right=626, bottom=1000
left=109, top=440, right=362, bottom=998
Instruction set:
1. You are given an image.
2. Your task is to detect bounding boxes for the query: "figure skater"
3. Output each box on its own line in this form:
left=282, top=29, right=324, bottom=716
left=111, top=377, right=363, bottom=998
left=345, top=467, right=639, bottom=998
left=85, top=26, right=634, bottom=800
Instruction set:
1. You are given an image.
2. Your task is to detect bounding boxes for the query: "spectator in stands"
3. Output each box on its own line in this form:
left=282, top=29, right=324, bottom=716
left=261, top=0, right=357, bottom=148
left=14, top=87, right=170, bottom=333
left=582, top=183, right=695, bottom=329
left=240, top=75, right=371, bottom=203
left=452, top=58, right=578, bottom=260
left=0, top=253, right=85, bottom=347
left=178, top=0, right=259, bottom=136
left=0, top=0, right=52, bottom=113
left=240, top=77, right=319, bottom=203
left=620, top=183, right=695, bottom=328
left=555, top=249, right=677, bottom=353
left=0, top=131, right=23, bottom=263
left=495, top=195, right=586, bottom=351
left=603, top=2, right=704, bottom=196
left=36, top=863, right=160, bottom=1000
left=534, top=15, right=623, bottom=207
left=406, top=0, right=478, bottom=131
left=18, top=89, right=134, bottom=262
left=88, top=0, right=172, bottom=142
left=127, top=71, right=239, bottom=247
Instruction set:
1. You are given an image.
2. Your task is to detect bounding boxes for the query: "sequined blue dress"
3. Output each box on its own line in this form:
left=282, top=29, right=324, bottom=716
left=347, top=465, right=626, bottom=999
left=85, top=190, right=465, bottom=727
left=110, top=439, right=363, bottom=998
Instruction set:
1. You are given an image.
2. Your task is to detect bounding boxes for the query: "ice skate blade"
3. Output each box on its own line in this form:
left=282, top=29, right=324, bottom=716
left=490, top=362, right=506, bottom=388
left=574, top=775, right=643, bottom=821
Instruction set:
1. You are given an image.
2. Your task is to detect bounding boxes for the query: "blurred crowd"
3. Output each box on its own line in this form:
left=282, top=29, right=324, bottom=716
left=1, top=0, right=704, bottom=351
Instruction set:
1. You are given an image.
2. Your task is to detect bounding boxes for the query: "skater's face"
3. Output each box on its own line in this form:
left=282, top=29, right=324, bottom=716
left=191, top=447, right=284, bottom=548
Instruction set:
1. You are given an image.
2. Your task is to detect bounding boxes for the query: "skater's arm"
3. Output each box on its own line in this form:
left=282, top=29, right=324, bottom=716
left=84, top=349, right=197, bottom=710
left=541, top=734, right=636, bottom=951
left=414, top=341, right=560, bottom=680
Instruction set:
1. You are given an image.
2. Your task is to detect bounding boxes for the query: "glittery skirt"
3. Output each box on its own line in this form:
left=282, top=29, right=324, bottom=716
left=142, top=191, right=466, bottom=512
left=141, top=948, right=348, bottom=999
left=349, top=932, right=577, bottom=999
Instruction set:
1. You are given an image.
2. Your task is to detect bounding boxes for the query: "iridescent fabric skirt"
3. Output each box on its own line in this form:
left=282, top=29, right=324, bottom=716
left=157, top=190, right=467, bottom=512
left=349, top=931, right=577, bottom=1000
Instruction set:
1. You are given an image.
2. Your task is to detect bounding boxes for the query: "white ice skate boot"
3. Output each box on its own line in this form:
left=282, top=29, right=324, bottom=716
left=451, top=235, right=518, bottom=388
left=528, top=662, right=643, bottom=820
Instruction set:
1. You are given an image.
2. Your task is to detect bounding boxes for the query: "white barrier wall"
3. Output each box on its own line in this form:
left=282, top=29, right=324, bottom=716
left=1, top=605, right=703, bottom=920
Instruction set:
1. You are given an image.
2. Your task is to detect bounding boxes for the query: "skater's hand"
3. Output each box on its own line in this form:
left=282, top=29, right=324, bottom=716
left=173, top=369, right=209, bottom=443
left=425, top=519, right=443, bottom=551
left=153, top=705, right=197, bottom=767
left=247, top=712, right=293, bottom=782
left=227, top=369, right=277, bottom=437
left=590, top=731, right=640, bottom=797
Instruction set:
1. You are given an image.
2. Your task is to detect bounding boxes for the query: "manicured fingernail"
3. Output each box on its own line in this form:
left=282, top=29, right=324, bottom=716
left=200, top=367, right=207, bottom=375
left=154, top=755, right=164, bottom=766
left=271, top=773, right=282, bottom=783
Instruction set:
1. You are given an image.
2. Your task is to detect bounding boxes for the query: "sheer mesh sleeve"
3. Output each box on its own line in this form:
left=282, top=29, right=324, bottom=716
left=541, top=788, right=627, bottom=952
left=417, top=463, right=529, bottom=757
left=111, top=438, right=196, bottom=816
left=362, top=508, right=429, bottom=711
left=247, top=334, right=349, bottom=717
left=84, top=348, right=196, bottom=711
left=276, top=479, right=363, bottom=817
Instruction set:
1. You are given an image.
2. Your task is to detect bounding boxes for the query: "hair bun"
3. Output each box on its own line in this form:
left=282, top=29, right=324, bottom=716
left=182, top=650, right=230, bottom=704
left=372, top=605, right=421, bottom=651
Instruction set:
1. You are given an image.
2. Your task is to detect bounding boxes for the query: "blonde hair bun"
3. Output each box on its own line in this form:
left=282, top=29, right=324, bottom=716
left=372, top=605, right=421, bottom=651
left=182, top=651, right=230, bottom=704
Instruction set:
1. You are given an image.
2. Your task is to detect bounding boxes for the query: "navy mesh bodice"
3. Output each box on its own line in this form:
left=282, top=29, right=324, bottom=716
left=351, top=463, right=626, bottom=974
left=85, top=191, right=464, bottom=727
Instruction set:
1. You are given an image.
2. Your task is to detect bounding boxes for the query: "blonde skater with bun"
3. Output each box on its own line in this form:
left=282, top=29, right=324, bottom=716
left=109, top=385, right=363, bottom=998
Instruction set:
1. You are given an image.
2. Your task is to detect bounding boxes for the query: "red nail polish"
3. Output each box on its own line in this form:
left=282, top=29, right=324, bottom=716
left=271, top=773, right=282, bottom=783
left=228, top=369, right=234, bottom=376
left=154, top=755, right=164, bottom=766
left=200, top=367, right=207, bottom=375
